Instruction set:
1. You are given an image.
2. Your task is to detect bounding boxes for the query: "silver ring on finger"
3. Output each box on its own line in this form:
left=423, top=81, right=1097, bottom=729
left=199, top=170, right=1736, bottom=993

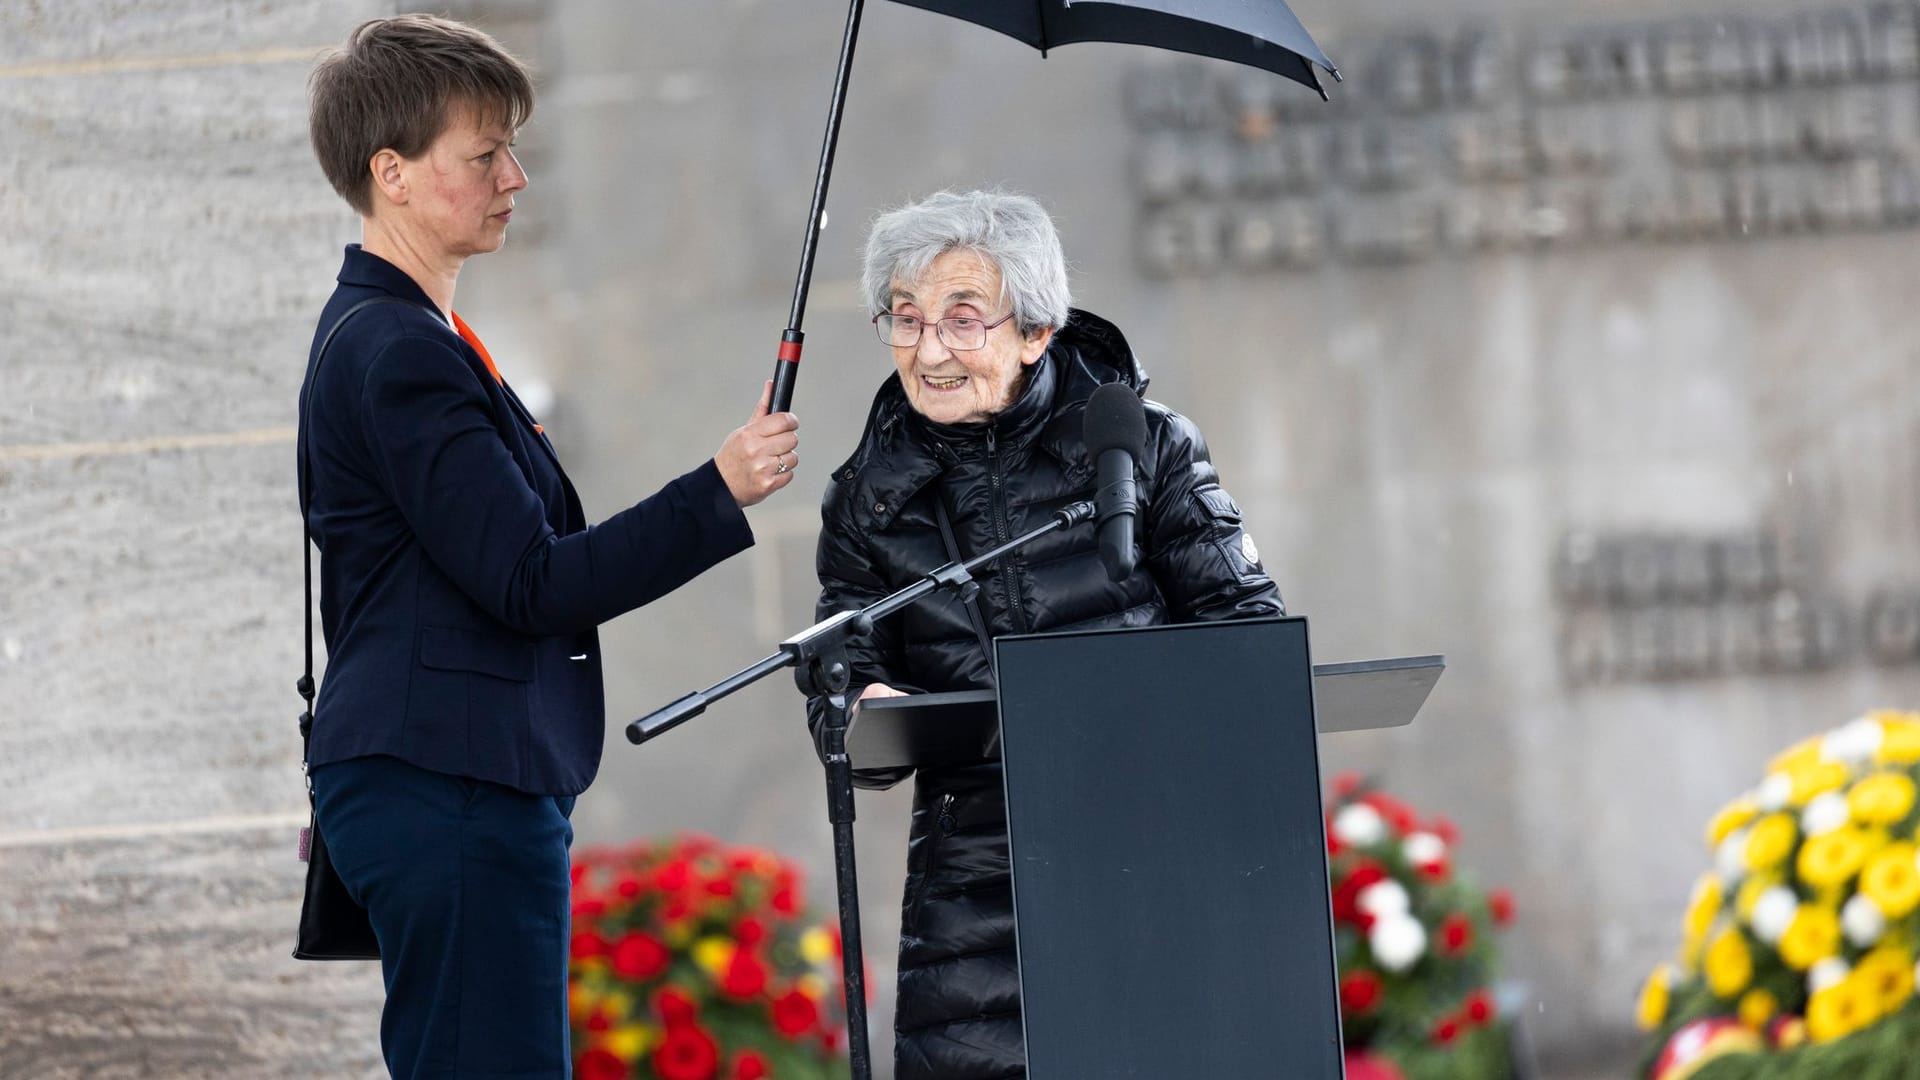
left=774, top=455, right=789, bottom=475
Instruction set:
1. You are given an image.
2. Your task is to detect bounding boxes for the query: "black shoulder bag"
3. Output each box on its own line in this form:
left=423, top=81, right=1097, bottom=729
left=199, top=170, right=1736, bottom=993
left=292, top=296, right=413, bottom=961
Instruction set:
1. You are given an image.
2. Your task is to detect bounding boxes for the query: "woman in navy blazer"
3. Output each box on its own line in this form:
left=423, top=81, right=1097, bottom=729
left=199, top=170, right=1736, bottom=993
left=299, top=16, right=801, bottom=1078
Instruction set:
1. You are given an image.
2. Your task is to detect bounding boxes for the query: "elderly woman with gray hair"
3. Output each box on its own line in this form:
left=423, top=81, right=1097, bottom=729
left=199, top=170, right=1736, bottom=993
left=810, top=190, right=1283, bottom=1079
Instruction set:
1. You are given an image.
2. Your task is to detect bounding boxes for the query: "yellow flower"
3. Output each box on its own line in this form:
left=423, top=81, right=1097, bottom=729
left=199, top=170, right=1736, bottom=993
left=1708, top=799, right=1760, bottom=848
left=602, top=1023, right=658, bottom=1063
left=1779, top=905, right=1841, bottom=971
left=569, top=982, right=597, bottom=1018
left=1853, top=944, right=1916, bottom=1016
left=800, top=926, right=836, bottom=965
left=1736, top=873, right=1781, bottom=923
left=1704, top=927, right=1754, bottom=998
left=1682, top=875, right=1723, bottom=966
left=799, top=973, right=828, bottom=999
left=1738, top=988, right=1778, bottom=1030
left=692, top=935, right=735, bottom=976
left=1806, top=979, right=1878, bottom=1043
left=1769, top=736, right=1822, bottom=775
left=1877, top=714, right=1920, bottom=764
left=1797, top=827, right=1872, bottom=890
left=1745, top=814, right=1798, bottom=871
left=1789, top=760, right=1851, bottom=805
left=1637, top=963, right=1674, bottom=1031
left=1859, top=841, right=1920, bottom=918
left=1851, top=771, right=1918, bottom=825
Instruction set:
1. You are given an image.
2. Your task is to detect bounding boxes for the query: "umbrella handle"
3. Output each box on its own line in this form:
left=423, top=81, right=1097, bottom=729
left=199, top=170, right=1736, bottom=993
left=770, top=331, right=803, bottom=414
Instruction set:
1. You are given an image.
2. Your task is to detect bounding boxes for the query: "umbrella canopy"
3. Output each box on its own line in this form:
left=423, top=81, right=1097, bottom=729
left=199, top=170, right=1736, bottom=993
left=890, top=0, right=1337, bottom=97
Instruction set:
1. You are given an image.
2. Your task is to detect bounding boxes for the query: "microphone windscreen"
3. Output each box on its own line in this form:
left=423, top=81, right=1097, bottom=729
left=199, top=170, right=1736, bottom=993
left=1083, top=382, right=1148, bottom=458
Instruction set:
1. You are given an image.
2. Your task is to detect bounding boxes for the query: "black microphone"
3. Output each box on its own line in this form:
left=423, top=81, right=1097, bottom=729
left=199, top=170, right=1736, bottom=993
left=1083, top=382, right=1147, bottom=582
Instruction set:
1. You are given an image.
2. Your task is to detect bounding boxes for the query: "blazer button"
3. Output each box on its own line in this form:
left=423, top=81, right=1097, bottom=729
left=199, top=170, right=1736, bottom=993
left=874, top=501, right=888, bottom=515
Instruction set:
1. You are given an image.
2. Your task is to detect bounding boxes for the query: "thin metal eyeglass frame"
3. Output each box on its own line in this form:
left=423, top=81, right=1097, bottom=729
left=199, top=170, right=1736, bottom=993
left=872, top=310, right=1017, bottom=351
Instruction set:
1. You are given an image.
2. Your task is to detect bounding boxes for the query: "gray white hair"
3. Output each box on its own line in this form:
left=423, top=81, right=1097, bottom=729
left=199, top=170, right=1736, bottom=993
left=862, top=189, right=1072, bottom=337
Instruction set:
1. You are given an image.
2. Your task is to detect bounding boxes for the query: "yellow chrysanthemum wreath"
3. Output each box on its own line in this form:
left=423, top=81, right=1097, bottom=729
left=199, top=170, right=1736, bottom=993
left=1635, top=710, right=1920, bottom=1080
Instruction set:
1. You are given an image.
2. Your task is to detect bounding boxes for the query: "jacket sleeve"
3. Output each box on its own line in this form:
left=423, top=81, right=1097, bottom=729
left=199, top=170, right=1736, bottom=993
left=1141, top=409, right=1285, bottom=623
left=358, top=334, right=754, bottom=636
left=807, top=495, right=916, bottom=790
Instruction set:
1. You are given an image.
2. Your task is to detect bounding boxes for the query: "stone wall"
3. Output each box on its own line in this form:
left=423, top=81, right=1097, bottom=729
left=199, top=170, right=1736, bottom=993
left=0, top=2, right=390, bottom=1076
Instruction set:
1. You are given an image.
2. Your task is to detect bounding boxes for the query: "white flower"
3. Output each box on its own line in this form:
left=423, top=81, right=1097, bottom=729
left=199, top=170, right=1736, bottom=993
left=1822, top=717, right=1884, bottom=764
left=1809, top=957, right=1851, bottom=994
left=1333, top=804, right=1388, bottom=847
left=1802, top=792, right=1851, bottom=837
left=1402, top=831, right=1447, bottom=867
left=1756, top=774, right=1794, bottom=812
left=1356, top=880, right=1411, bottom=919
left=1716, top=827, right=1751, bottom=884
left=1368, top=914, right=1427, bottom=973
left=1843, top=894, right=1886, bottom=947
left=1751, top=886, right=1799, bottom=944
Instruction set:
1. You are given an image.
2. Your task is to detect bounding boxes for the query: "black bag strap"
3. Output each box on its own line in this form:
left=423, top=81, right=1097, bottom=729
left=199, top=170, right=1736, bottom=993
left=932, top=491, right=998, bottom=679
left=296, top=297, right=416, bottom=766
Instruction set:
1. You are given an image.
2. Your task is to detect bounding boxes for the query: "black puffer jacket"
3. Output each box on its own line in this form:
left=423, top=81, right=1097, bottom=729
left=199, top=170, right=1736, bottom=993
left=810, top=310, right=1282, bottom=1080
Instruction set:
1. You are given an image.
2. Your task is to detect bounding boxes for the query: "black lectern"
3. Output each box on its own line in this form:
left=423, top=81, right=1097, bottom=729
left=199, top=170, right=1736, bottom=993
left=848, top=616, right=1438, bottom=1080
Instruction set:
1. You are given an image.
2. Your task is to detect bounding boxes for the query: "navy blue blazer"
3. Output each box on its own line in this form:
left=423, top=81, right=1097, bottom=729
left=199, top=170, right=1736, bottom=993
left=298, top=246, right=753, bottom=795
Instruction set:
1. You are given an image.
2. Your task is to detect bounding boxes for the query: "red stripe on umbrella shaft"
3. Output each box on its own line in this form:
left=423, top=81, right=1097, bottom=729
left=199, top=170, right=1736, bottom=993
left=778, top=340, right=803, bottom=362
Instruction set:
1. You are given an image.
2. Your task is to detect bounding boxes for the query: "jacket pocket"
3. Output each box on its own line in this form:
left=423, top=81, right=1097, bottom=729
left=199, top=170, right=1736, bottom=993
left=418, top=626, right=536, bottom=682
left=1195, top=485, right=1242, bottom=524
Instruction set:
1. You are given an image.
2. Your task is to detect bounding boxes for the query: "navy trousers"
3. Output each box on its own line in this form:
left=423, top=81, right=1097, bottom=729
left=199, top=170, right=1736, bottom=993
left=312, top=754, right=577, bottom=1079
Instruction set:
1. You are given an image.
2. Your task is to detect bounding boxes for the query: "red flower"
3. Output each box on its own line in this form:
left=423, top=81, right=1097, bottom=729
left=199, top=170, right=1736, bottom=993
left=771, top=883, right=799, bottom=915
left=721, top=948, right=769, bottom=1000
left=1439, top=913, right=1474, bottom=955
left=731, top=1049, right=771, bottom=1080
left=1416, top=857, right=1451, bottom=884
left=578, top=1047, right=631, bottom=1080
left=1332, top=771, right=1363, bottom=798
left=573, top=896, right=609, bottom=919
left=610, top=931, right=671, bottom=980
left=585, top=1009, right=613, bottom=1033
left=571, top=931, right=610, bottom=961
left=771, top=988, right=821, bottom=1037
left=1361, top=792, right=1418, bottom=834
left=1339, top=970, right=1383, bottom=1015
left=1488, top=888, right=1516, bottom=925
left=705, top=876, right=737, bottom=898
left=1431, top=1014, right=1462, bottom=1045
left=1463, top=989, right=1496, bottom=1025
left=655, top=859, right=692, bottom=892
left=1329, top=862, right=1388, bottom=928
left=570, top=863, right=590, bottom=888
left=655, top=986, right=699, bottom=1027
left=734, top=916, right=767, bottom=946
left=615, top=872, right=645, bottom=899
left=652, top=1023, right=720, bottom=1080
left=663, top=895, right=695, bottom=923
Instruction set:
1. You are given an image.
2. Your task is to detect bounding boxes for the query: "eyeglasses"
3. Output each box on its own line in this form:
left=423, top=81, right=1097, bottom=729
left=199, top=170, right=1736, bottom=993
left=872, top=311, right=1017, bottom=351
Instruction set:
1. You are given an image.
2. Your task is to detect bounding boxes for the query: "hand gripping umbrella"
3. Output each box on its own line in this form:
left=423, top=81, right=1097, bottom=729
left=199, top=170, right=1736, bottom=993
left=765, top=0, right=1339, bottom=412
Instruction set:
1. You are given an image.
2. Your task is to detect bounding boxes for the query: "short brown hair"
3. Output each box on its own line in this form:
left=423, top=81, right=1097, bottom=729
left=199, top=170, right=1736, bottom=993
left=309, top=14, right=535, bottom=216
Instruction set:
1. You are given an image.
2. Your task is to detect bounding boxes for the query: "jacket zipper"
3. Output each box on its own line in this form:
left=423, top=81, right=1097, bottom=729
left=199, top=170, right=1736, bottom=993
left=987, top=426, right=1028, bottom=635
left=910, top=793, right=959, bottom=916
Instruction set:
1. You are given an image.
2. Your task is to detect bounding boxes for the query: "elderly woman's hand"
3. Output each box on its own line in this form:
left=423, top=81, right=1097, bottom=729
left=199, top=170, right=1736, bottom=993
left=716, top=381, right=801, bottom=508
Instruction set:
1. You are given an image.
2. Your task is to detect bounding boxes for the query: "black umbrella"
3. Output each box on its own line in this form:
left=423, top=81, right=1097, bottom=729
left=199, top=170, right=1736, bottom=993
left=765, top=0, right=1339, bottom=413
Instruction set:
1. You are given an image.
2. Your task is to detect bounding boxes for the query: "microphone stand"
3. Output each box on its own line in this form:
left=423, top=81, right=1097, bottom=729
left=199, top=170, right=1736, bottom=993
left=628, top=499, right=1096, bottom=1080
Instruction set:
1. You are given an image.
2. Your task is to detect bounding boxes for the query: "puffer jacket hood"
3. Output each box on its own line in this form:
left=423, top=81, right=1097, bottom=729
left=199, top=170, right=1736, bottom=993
left=811, top=308, right=1281, bottom=1080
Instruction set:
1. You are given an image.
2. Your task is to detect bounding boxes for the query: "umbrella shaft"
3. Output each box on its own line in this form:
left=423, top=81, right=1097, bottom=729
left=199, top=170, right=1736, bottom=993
left=787, top=0, right=867, bottom=333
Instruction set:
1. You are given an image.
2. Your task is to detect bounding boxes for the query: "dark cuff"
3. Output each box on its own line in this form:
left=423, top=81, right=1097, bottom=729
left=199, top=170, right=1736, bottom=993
left=691, top=457, right=755, bottom=555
